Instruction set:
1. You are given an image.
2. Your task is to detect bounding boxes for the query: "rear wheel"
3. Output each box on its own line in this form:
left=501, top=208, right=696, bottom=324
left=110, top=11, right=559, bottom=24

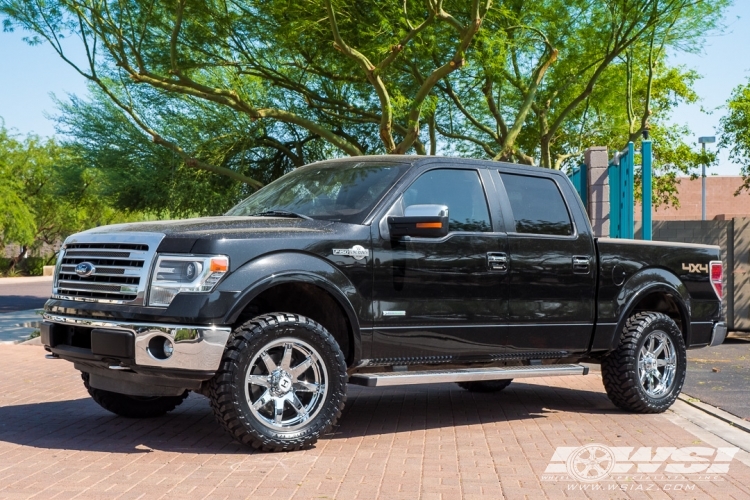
left=456, top=379, right=512, bottom=393
left=208, top=313, right=347, bottom=452
left=601, top=312, right=686, bottom=413
left=81, top=372, right=188, bottom=418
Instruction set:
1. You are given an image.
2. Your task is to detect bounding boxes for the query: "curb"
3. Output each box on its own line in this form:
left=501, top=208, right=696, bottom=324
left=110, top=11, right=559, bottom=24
left=678, top=393, right=750, bottom=434
left=581, top=364, right=750, bottom=434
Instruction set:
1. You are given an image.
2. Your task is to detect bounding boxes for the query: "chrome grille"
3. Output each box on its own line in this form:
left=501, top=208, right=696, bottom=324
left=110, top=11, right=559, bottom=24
left=53, top=232, right=164, bottom=304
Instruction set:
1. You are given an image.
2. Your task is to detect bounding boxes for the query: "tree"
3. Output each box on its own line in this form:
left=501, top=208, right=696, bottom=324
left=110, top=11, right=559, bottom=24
left=432, top=0, right=728, bottom=168
left=0, top=122, right=146, bottom=272
left=0, top=126, right=36, bottom=253
left=53, top=87, right=286, bottom=216
left=0, top=0, right=729, bottom=188
left=720, top=80, right=750, bottom=195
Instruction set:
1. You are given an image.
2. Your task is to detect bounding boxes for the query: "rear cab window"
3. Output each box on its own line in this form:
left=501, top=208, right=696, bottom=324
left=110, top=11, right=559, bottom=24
left=498, top=172, right=573, bottom=236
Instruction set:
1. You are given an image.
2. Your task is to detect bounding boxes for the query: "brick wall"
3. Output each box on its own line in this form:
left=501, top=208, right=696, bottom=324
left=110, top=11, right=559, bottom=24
left=635, top=176, right=750, bottom=221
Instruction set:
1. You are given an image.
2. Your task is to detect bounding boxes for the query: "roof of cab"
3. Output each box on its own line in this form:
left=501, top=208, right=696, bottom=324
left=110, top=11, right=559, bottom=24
left=308, top=154, right=566, bottom=179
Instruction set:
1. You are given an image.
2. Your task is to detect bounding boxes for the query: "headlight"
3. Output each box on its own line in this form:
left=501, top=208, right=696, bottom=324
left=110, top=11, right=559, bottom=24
left=147, top=254, right=229, bottom=307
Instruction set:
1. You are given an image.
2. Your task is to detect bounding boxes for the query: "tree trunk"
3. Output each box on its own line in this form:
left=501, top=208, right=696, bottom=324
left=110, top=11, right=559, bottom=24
left=8, top=245, right=28, bottom=273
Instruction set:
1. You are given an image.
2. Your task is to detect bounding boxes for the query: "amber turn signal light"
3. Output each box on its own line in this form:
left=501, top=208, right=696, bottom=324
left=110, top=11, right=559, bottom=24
left=209, top=257, right=229, bottom=272
left=415, top=222, right=443, bottom=229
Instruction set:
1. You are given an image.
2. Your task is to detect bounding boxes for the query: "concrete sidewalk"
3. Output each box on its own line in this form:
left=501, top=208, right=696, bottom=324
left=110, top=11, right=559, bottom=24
left=0, top=309, right=43, bottom=344
left=1, top=344, right=750, bottom=499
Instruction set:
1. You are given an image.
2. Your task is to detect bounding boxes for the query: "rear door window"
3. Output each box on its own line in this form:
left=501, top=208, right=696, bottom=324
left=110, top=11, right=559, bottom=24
left=498, top=173, right=573, bottom=236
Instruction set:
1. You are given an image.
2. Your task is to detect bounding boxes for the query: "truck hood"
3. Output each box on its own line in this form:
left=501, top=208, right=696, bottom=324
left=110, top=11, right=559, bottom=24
left=77, top=216, right=339, bottom=240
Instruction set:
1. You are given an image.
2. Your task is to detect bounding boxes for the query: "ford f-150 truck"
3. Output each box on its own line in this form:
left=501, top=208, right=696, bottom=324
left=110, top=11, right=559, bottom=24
left=41, top=156, right=726, bottom=452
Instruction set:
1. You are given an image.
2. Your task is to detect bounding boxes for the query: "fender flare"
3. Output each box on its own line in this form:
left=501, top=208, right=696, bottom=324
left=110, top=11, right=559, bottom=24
left=609, top=268, right=691, bottom=351
left=216, top=251, right=363, bottom=361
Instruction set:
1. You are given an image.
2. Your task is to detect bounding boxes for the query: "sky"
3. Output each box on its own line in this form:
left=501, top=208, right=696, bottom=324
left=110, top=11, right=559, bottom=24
left=0, top=3, right=749, bottom=175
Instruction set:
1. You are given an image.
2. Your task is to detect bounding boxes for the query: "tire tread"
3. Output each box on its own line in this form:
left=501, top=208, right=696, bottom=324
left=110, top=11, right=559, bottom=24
left=208, top=313, right=347, bottom=452
left=601, top=312, right=686, bottom=414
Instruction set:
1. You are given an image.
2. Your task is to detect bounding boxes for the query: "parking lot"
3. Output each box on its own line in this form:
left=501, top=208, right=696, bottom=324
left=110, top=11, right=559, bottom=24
left=2, top=343, right=750, bottom=499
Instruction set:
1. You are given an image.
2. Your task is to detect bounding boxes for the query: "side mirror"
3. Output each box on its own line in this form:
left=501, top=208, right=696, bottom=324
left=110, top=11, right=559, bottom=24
left=388, top=204, right=449, bottom=238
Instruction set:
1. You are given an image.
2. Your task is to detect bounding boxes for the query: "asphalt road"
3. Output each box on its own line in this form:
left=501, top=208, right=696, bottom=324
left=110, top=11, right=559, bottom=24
left=0, top=281, right=52, bottom=313
left=684, top=336, right=750, bottom=421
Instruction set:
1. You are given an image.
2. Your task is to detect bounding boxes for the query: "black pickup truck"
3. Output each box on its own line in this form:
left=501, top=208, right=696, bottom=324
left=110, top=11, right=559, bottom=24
left=41, top=156, right=726, bottom=451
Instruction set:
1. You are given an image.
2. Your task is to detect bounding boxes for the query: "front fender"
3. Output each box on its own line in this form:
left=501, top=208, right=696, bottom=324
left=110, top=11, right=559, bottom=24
left=593, top=267, right=690, bottom=352
left=216, top=251, right=364, bottom=358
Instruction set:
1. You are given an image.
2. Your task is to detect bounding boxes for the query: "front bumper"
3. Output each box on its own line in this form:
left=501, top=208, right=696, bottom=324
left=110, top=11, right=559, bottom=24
left=710, top=321, right=728, bottom=347
left=42, top=314, right=232, bottom=373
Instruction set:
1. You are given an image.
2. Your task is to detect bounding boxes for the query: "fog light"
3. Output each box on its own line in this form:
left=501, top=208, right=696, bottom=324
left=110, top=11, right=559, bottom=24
left=148, top=335, right=174, bottom=360
left=163, top=338, right=174, bottom=358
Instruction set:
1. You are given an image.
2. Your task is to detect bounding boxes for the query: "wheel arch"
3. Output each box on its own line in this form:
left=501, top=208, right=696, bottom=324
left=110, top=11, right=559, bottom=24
left=218, top=252, right=363, bottom=365
left=610, top=268, right=691, bottom=352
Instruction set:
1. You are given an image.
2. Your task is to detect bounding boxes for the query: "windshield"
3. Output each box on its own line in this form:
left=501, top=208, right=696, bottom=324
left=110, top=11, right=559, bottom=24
left=226, top=161, right=410, bottom=224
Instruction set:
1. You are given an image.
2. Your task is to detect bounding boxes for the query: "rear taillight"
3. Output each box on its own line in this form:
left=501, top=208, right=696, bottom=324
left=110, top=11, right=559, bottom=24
left=710, top=261, right=723, bottom=299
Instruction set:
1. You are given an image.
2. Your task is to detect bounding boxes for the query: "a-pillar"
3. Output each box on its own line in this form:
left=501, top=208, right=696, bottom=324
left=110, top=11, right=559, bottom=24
left=585, top=146, right=609, bottom=238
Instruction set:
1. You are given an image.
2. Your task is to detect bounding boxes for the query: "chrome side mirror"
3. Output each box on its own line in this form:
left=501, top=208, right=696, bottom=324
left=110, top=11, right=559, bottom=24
left=388, top=204, right=449, bottom=238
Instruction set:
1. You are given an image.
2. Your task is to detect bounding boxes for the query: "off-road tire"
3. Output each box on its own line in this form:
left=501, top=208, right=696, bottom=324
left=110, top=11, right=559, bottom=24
left=208, top=313, right=347, bottom=452
left=81, top=372, right=189, bottom=418
left=456, top=379, right=512, bottom=393
left=601, top=312, right=686, bottom=413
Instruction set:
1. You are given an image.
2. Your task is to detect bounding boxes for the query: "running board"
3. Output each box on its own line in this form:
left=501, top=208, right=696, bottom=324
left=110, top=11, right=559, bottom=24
left=348, top=364, right=588, bottom=387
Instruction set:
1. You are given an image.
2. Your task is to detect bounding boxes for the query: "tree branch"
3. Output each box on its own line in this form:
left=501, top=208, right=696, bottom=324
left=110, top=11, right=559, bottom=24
left=393, top=0, right=488, bottom=153
left=325, top=0, right=396, bottom=152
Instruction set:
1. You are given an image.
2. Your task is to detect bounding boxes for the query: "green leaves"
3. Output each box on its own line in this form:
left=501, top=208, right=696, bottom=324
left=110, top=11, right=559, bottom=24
left=720, top=81, right=750, bottom=194
left=0, top=128, right=50, bottom=247
left=0, top=0, right=733, bottom=208
left=0, top=120, right=156, bottom=262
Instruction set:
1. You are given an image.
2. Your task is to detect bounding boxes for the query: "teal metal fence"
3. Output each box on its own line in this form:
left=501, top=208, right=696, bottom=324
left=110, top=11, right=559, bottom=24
left=641, top=140, right=653, bottom=240
left=568, top=163, right=588, bottom=210
left=567, top=139, right=652, bottom=240
left=609, top=142, right=635, bottom=239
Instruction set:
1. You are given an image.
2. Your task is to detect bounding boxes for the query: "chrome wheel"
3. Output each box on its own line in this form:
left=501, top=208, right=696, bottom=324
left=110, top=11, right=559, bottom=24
left=244, top=337, right=328, bottom=431
left=637, top=330, right=677, bottom=398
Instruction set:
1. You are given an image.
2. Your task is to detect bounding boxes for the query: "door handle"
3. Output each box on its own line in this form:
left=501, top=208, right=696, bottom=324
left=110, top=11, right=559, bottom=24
left=572, top=256, right=591, bottom=274
left=487, top=253, right=508, bottom=272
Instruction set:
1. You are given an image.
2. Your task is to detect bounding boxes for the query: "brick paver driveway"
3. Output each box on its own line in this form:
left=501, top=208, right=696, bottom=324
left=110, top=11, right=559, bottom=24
left=2, top=344, right=750, bottom=499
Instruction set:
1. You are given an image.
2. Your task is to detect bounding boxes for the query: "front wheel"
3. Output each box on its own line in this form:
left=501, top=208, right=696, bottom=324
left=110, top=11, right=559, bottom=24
left=601, top=312, right=686, bottom=413
left=208, top=313, right=347, bottom=452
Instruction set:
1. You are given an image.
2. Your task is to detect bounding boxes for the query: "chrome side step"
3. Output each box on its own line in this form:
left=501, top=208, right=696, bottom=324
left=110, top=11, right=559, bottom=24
left=348, top=364, right=588, bottom=387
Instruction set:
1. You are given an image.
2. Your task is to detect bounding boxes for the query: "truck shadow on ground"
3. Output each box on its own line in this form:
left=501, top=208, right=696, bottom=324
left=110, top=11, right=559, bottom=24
left=0, top=382, right=621, bottom=455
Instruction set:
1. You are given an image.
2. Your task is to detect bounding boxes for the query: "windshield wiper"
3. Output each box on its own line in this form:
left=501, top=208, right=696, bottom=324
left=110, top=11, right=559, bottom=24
left=248, top=210, right=312, bottom=220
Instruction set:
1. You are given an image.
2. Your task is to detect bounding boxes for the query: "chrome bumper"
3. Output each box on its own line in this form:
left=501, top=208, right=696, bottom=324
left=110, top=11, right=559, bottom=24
left=710, top=322, right=728, bottom=347
left=43, top=314, right=232, bottom=372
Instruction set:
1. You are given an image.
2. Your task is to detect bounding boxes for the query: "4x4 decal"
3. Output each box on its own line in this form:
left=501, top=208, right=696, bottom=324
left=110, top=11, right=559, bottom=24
left=682, top=263, right=708, bottom=273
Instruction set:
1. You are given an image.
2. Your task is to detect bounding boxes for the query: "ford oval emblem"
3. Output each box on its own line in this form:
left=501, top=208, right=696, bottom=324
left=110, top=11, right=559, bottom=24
left=75, top=262, right=96, bottom=277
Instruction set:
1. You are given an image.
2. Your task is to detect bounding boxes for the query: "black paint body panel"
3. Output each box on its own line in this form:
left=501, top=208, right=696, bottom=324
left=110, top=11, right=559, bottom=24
left=44, top=156, right=723, bottom=366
